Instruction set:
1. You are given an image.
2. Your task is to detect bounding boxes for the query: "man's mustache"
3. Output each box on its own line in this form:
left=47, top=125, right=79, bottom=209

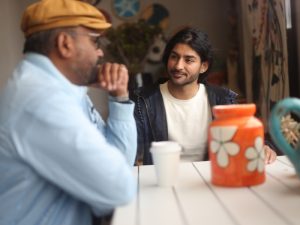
left=170, top=69, right=185, bottom=75
left=96, top=57, right=105, bottom=66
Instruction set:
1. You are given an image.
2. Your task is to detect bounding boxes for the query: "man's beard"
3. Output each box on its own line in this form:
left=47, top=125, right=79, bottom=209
left=85, top=57, right=103, bottom=85
left=87, top=65, right=100, bottom=85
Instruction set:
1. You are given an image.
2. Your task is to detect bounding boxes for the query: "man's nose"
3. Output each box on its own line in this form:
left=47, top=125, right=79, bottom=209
left=96, top=48, right=104, bottom=57
left=175, top=58, right=184, bottom=69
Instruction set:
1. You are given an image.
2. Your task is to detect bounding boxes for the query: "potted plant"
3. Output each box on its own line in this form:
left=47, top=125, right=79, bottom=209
left=207, top=52, right=227, bottom=86
left=104, top=20, right=162, bottom=90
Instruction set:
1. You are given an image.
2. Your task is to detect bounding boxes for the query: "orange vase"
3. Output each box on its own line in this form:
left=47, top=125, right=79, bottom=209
left=208, top=104, right=265, bottom=187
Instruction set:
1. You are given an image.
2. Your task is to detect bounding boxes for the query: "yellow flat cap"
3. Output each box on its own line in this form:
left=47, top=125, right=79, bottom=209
left=21, top=0, right=111, bottom=37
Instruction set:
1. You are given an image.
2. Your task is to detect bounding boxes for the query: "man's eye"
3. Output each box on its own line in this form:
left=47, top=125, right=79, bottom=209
left=170, top=54, right=177, bottom=59
left=91, top=37, right=101, bottom=48
left=186, top=58, right=195, bottom=63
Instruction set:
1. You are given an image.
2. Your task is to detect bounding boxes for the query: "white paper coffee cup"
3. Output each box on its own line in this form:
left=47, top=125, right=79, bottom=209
left=150, top=141, right=182, bottom=187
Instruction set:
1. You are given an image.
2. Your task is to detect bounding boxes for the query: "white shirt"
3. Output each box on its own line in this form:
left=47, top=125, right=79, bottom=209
left=160, top=82, right=212, bottom=161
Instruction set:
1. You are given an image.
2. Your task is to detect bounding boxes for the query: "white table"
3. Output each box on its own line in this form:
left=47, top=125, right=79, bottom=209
left=112, top=156, right=300, bottom=225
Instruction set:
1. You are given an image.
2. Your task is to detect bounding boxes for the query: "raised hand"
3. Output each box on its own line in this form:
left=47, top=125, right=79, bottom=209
left=95, top=62, right=129, bottom=97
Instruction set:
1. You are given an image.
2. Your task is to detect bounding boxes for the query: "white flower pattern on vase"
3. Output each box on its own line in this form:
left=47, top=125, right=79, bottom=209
left=210, top=126, right=240, bottom=167
left=245, top=136, right=265, bottom=173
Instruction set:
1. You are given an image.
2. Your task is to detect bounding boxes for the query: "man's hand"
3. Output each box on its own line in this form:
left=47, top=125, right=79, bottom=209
left=264, top=145, right=277, bottom=164
left=94, top=63, right=129, bottom=97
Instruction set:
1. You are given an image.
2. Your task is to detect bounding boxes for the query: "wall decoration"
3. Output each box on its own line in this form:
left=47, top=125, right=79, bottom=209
left=243, top=0, right=289, bottom=127
left=140, top=3, right=170, bottom=31
left=112, top=0, right=141, bottom=20
left=146, top=34, right=167, bottom=64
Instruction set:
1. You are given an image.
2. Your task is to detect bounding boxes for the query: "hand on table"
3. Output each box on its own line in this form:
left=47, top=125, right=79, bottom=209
left=264, top=145, right=277, bottom=164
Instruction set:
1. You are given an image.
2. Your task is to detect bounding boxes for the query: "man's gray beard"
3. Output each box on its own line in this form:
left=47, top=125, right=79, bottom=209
left=88, top=58, right=104, bottom=85
left=87, top=66, right=99, bottom=85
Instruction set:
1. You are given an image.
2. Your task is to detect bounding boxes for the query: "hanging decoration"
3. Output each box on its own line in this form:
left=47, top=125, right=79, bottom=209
left=245, top=0, right=289, bottom=126
left=112, top=0, right=141, bottom=20
left=140, top=3, right=170, bottom=31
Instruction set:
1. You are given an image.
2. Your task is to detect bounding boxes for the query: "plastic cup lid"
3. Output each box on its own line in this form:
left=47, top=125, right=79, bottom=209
left=150, top=141, right=182, bottom=153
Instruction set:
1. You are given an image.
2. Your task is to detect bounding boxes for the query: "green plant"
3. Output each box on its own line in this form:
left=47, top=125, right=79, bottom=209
left=105, top=20, right=162, bottom=75
left=211, top=52, right=226, bottom=72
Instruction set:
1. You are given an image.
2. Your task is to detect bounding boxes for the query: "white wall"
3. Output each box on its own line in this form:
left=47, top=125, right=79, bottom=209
left=0, top=0, right=25, bottom=88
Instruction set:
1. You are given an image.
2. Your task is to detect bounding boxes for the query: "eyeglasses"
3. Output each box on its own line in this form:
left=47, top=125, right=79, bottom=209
left=71, top=32, right=102, bottom=49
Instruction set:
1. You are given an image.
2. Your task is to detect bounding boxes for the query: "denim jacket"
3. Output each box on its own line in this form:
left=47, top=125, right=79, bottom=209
left=132, top=80, right=238, bottom=165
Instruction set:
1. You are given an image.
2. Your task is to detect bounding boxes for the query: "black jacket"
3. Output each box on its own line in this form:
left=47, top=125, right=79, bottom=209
left=132, top=80, right=238, bottom=165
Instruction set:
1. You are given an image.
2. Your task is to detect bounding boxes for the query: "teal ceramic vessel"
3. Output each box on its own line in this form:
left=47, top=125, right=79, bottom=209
left=269, top=98, right=300, bottom=176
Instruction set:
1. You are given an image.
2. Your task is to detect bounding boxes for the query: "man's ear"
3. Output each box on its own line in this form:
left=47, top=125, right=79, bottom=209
left=56, top=32, right=74, bottom=58
left=200, top=61, right=209, bottom=74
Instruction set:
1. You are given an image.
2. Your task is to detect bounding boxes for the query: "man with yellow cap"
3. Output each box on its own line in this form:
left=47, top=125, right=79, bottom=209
left=0, top=0, right=137, bottom=224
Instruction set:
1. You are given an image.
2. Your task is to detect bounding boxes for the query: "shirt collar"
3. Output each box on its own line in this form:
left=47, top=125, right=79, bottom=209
left=25, top=53, right=88, bottom=99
